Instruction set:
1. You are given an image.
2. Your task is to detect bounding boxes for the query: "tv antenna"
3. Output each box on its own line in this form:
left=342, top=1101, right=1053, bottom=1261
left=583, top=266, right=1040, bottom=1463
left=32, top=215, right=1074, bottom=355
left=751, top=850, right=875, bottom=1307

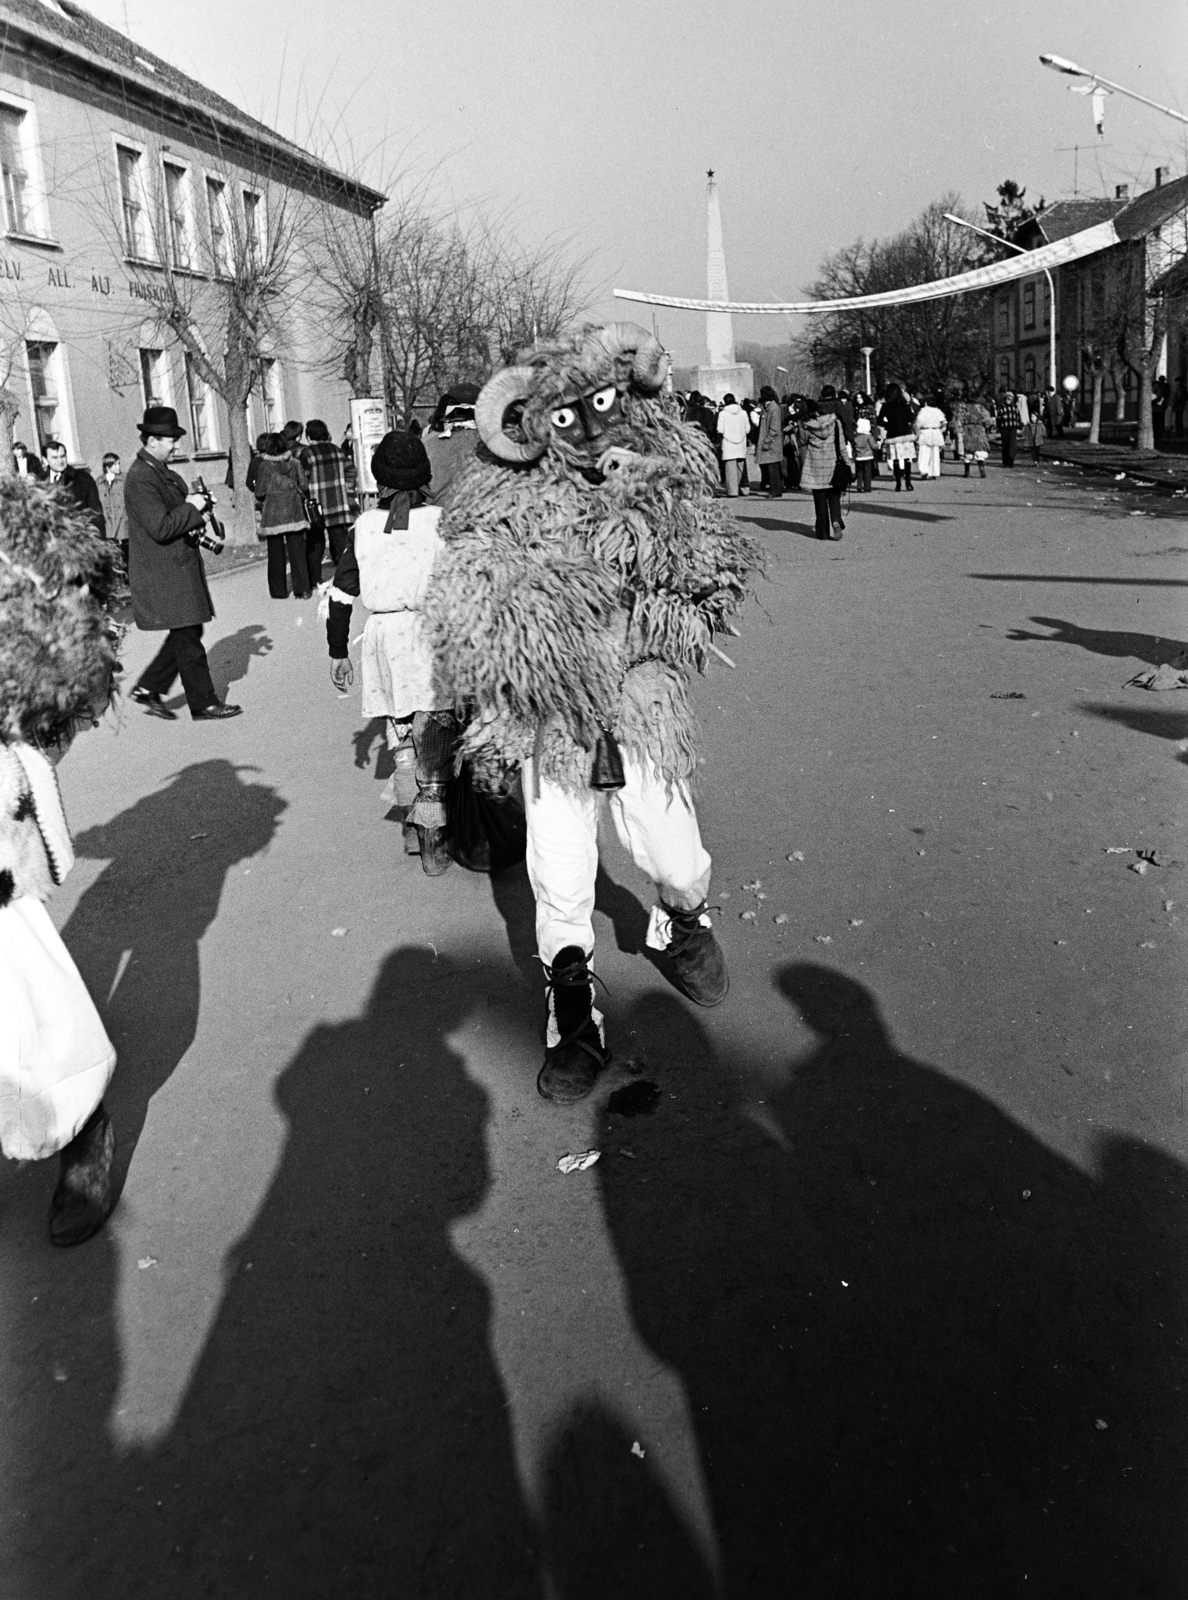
left=1056, top=143, right=1112, bottom=194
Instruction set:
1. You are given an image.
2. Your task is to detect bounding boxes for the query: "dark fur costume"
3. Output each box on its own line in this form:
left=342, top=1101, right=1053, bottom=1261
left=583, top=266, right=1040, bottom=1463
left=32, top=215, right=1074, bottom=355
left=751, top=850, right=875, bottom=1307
left=425, top=333, right=762, bottom=791
left=0, top=478, right=121, bottom=748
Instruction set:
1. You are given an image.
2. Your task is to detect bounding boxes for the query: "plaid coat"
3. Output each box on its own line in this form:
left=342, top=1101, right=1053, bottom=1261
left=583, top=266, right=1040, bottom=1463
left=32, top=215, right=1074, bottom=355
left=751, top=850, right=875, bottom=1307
left=302, top=441, right=351, bottom=525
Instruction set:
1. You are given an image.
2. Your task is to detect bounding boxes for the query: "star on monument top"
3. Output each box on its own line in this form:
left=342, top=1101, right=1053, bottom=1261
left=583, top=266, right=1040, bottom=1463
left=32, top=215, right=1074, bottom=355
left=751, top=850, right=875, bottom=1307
left=707, top=169, right=715, bottom=178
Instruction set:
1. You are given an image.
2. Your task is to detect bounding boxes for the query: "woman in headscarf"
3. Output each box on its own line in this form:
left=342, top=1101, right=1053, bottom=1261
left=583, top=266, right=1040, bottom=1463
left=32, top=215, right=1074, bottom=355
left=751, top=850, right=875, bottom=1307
left=796, top=398, right=851, bottom=539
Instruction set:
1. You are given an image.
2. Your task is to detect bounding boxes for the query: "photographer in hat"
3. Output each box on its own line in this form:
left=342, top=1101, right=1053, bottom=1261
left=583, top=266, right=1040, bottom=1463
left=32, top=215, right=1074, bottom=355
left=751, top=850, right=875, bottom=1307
left=125, top=405, right=242, bottom=721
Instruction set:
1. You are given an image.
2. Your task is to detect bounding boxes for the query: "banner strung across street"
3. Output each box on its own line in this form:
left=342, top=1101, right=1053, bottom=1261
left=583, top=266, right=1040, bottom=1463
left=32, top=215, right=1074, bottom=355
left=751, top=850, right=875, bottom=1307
left=614, top=220, right=1121, bottom=315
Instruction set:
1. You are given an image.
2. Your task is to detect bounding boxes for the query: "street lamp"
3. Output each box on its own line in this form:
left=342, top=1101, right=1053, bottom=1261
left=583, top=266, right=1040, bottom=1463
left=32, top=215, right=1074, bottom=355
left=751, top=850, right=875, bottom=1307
left=944, top=211, right=1057, bottom=392
left=860, top=345, right=874, bottom=396
left=1039, top=54, right=1188, bottom=128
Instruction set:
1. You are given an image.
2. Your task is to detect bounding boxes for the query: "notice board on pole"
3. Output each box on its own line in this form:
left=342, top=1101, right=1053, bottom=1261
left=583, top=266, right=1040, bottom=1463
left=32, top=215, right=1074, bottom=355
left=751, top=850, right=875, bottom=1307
left=350, top=398, right=388, bottom=495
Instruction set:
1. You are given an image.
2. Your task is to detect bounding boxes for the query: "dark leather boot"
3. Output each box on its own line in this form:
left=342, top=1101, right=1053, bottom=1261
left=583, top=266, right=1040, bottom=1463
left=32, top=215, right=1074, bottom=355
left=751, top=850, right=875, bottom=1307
left=538, top=946, right=609, bottom=1104
left=662, top=901, right=729, bottom=1006
left=50, top=1103, right=116, bottom=1247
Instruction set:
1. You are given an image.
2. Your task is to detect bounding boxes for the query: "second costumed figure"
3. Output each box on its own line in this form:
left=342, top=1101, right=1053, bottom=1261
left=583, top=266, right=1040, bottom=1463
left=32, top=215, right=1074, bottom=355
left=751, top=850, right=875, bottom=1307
left=425, top=322, right=761, bottom=1104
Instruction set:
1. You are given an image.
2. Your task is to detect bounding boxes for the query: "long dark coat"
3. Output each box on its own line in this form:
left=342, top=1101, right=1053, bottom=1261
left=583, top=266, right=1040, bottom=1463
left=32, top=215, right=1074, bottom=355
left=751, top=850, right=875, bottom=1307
left=124, top=448, right=212, bottom=631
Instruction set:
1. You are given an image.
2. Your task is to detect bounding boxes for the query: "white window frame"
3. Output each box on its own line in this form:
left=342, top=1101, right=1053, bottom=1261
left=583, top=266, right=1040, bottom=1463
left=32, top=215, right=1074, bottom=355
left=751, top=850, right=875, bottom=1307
left=184, top=349, right=219, bottom=453
left=0, top=91, right=52, bottom=241
left=23, top=314, right=78, bottom=459
left=138, top=345, right=173, bottom=412
left=203, top=171, right=232, bottom=278
left=252, top=355, right=283, bottom=436
left=240, top=183, right=266, bottom=261
left=113, top=136, right=157, bottom=263
left=161, top=155, right=196, bottom=271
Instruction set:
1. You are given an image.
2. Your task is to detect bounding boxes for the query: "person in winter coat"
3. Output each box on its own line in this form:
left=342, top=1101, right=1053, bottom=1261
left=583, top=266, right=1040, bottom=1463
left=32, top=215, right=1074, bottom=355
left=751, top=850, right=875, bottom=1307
left=44, top=439, right=104, bottom=535
left=797, top=399, right=851, bottom=539
left=995, top=390, right=1022, bottom=467
left=818, top=384, right=856, bottom=447
left=756, top=386, right=785, bottom=497
left=255, top=433, right=311, bottom=598
left=716, top=393, right=749, bottom=496
left=97, top=453, right=127, bottom=569
left=914, top=395, right=948, bottom=480
left=852, top=410, right=876, bottom=492
left=876, top=383, right=917, bottom=491
left=0, top=476, right=123, bottom=1245
left=125, top=406, right=241, bottom=721
left=952, top=396, right=993, bottom=477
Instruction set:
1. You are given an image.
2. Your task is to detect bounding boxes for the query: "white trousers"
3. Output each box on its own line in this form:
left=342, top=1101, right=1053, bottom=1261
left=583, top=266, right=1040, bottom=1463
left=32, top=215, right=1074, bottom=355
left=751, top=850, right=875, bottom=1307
left=523, top=754, right=713, bottom=966
left=917, top=440, right=942, bottom=478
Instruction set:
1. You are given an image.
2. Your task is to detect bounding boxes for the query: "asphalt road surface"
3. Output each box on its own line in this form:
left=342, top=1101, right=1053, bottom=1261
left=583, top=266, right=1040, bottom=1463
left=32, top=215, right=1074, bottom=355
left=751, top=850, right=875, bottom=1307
left=3, top=460, right=1186, bottom=1599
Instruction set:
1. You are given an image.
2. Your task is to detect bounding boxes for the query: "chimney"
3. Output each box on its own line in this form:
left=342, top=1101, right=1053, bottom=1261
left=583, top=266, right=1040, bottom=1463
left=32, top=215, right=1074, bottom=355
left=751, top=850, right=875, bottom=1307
left=1115, top=184, right=1130, bottom=200
left=1155, top=167, right=1164, bottom=188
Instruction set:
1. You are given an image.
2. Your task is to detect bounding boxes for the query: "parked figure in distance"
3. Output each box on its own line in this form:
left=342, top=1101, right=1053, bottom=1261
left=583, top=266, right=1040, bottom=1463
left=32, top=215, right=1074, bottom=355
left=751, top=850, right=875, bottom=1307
left=876, top=383, right=917, bottom=491
left=756, top=386, right=786, bottom=498
left=914, top=395, right=948, bottom=480
left=953, top=394, right=992, bottom=478
left=995, top=389, right=1022, bottom=468
left=125, top=405, right=242, bottom=721
left=44, top=438, right=104, bottom=535
left=254, top=432, right=312, bottom=599
left=852, top=396, right=876, bottom=492
left=716, top=393, right=749, bottom=497
left=97, top=452, right=127, bottom=571
left=797, top=398, right=851, bottom=538
left=303, top=419, right=353, bottom=568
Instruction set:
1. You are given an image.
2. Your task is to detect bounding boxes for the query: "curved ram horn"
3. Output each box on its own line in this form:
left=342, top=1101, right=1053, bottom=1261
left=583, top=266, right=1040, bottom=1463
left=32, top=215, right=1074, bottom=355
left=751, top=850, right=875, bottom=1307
left=598, top=322, right=669, bottom=393
left=475, top=367, right=545, bottom=463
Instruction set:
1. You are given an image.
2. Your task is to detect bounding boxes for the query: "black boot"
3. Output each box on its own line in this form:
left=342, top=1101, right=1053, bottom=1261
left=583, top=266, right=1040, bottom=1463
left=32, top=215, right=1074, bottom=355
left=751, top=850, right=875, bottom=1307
left=412, top=779, right=451, bottom=876
left=964, top=463, right=970, bottom=477
left=661, top=901, right=729, bottom=1006
left=538, top=946, right=609, bottom=1104
left=978, top=461, right=986, bottom=478
left=415, top=825, right=451, bottom=875
left=50, top=1103, right=116, bottom=1247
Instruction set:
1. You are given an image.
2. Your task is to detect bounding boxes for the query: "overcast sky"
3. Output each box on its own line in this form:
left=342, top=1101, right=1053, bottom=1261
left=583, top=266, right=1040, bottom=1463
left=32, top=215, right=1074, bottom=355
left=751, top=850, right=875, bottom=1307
left=88, top=0, right=1187, bottom=365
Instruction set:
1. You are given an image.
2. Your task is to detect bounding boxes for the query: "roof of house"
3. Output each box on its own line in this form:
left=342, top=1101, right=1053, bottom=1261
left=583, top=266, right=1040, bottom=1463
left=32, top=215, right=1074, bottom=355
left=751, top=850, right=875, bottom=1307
left=1114, top=172, right=1188, bottom=241
left=1023, top=197, right=1125, bottom=246
left=0, top=0, right=386, bottom=212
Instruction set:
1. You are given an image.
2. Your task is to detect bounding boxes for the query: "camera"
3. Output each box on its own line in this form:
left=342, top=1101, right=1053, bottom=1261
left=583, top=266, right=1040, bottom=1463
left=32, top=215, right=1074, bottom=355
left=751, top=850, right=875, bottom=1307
left=188, top=476, right=225, bottom=555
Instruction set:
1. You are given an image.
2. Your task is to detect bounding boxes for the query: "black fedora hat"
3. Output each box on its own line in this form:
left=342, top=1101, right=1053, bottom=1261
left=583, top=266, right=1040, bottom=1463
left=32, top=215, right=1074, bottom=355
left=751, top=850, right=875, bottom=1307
left=138, top=405, right=186, bottom=439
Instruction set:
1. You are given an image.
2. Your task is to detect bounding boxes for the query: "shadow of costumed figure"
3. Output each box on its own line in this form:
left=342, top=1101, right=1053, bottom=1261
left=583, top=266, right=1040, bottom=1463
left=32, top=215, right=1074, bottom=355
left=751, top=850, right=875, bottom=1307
left=47, top=947, right=539, bottom=1598
left=65, top=759, right=285, bottom=1185
left=423, top=323, right=762, bottom=1103
left=535, top=967, right=1188, bottom=1598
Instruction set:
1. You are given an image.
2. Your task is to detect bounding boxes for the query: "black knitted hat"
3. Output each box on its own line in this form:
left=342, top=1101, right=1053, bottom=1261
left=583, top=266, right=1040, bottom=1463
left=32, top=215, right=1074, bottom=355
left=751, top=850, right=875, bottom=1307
left=371, top=430, right=432, bottom=491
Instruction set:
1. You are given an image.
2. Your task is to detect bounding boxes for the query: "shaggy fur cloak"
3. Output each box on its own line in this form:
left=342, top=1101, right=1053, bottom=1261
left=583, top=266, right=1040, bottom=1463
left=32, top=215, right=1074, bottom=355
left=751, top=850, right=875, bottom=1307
left=425, top=378, right=762, bottom=791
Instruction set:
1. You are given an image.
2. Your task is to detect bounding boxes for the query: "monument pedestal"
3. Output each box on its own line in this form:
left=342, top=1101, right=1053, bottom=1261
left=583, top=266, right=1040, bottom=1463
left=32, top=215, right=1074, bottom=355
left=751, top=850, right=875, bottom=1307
left=697, top=363, right=754, bottom=404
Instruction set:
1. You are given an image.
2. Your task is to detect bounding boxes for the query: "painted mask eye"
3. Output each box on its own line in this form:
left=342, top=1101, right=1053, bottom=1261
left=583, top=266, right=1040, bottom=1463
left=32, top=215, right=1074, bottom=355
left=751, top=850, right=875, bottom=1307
left=591, top=386, right=617, bottom=414
left=550, top=405, right=577, bottom=430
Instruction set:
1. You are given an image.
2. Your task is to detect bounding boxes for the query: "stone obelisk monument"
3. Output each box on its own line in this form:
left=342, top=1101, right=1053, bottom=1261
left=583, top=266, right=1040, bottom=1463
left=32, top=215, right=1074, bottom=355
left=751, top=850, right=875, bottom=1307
left=697, top=170, right=753, bottom=403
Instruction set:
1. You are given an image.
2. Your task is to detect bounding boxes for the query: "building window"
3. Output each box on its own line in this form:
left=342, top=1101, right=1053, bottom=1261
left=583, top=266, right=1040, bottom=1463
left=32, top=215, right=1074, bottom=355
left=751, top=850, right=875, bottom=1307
left=1042, top=279, right=1051, bottom=326
left=1023, top=354, right=1037, bottom=393
left=162, top=160, right=193, bottom=269
left=206, top=176, right=230, bottom=276
left=243, top=188, right=262, bottom=258
left=139, top=347, right=171, bottom=409
left=0, top=105, right=32, bottom=235
left=26, top=340, right=65, bottom=453
left=256, top=355, right=281, bottom=430
left=998, top=357, right=1012, bottom=389
left=185, top=352, right=216, bottom=450
left=1023, top=283, right=1036, bottom=331
left=996, top=296, right=1009, bottom=338
left=118, top=144, right=150, bottom=259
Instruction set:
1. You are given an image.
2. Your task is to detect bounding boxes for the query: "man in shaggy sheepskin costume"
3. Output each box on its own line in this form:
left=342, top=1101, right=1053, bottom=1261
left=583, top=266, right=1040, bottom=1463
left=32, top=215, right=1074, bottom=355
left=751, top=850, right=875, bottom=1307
left=424, top=322, right=761, bottom=1104
left=0, top=478, right=123, bottom=1242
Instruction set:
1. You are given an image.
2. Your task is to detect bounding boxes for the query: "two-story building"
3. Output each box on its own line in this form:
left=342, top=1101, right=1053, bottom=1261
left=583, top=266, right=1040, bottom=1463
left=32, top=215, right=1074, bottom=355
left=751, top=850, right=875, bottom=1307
left=987, top=174, right=1188, bottom=421
left=0, top=0, right=384, bottom=470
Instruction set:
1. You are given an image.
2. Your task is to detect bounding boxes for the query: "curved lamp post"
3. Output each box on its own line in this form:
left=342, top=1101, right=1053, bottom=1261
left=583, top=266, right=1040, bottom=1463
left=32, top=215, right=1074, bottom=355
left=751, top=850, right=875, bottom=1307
left=944, top=212, right=1057, bottom=391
